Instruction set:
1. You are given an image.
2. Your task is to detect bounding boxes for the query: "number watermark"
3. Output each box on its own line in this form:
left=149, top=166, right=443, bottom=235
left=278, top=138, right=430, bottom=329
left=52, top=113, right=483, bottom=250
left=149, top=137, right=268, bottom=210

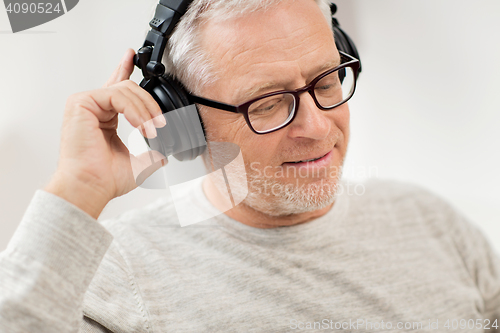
left=3, top=0, right=79, bottom=33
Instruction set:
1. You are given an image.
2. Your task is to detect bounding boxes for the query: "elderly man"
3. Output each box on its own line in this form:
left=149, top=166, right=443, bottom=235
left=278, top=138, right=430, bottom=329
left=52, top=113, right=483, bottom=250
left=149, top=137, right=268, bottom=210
left=1, top=0, right=500, bottom=332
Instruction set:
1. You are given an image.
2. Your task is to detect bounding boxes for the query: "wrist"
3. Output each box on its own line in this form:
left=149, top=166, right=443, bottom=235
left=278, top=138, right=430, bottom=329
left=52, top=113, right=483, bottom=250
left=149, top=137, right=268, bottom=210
left=44, top=171, right=112, bottom=219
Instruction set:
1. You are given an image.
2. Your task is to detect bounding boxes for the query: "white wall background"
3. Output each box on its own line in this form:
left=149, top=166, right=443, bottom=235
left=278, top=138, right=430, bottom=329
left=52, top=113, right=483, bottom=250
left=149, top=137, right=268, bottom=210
left=1, top=0, right=499, bottom=252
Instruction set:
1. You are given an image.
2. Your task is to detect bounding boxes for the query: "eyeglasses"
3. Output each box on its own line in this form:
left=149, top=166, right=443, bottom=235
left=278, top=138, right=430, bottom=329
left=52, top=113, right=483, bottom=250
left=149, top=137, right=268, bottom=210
left=188, top=51, right=360, bottom=135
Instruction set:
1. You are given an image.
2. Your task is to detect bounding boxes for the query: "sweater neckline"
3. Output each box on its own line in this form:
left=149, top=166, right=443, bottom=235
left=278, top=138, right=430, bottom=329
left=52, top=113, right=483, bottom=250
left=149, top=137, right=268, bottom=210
left=190, top=178, right=350, bottom=245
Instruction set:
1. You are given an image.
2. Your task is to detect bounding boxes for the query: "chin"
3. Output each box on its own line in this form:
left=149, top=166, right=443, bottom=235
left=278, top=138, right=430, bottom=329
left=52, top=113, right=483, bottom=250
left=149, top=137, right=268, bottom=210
left=244, top=174, right=340, bottom=217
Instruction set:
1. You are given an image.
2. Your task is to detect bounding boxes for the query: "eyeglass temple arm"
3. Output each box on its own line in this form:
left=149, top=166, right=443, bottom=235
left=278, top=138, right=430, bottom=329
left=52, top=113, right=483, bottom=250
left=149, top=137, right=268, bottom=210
left=189, top=94, right=239, bottom=113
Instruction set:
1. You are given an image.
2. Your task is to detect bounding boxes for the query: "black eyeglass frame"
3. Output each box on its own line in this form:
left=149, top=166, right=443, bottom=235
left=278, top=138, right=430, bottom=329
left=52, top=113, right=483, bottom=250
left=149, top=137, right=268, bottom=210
left=187, top=51, right=360, bottom=135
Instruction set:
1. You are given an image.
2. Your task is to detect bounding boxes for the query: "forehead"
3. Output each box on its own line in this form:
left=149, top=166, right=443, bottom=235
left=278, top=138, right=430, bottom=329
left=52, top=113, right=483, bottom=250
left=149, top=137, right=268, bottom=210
left=199, top=0, right=338, bottom=102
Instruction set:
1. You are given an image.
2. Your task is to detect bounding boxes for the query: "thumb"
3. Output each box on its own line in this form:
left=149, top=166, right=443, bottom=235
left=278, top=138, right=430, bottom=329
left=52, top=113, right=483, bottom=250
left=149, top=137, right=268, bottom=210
left=103, top=48, right=136, bottom=88
left=130, top=150, right=168, bottom=186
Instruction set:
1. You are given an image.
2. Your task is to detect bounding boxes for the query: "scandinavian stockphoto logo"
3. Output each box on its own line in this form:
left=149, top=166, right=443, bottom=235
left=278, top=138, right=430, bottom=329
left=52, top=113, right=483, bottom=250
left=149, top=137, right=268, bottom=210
left=127, top=105, right=249, bottom=227
left=3, top=0, right=78, bottom=33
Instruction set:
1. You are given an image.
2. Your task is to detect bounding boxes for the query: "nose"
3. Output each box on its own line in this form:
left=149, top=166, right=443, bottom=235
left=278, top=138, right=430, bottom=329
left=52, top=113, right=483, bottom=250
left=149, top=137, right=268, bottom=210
left=286, top=92, right=331, bottom=140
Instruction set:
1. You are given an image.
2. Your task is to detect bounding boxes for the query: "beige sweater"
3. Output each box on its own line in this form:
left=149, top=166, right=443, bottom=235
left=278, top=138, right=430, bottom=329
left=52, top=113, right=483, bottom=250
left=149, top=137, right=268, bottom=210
left=1, top=179, right=500, bottom=332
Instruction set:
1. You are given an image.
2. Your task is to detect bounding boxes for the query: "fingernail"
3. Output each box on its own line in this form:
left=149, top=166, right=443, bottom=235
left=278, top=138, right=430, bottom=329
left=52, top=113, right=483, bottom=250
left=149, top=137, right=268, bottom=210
left=152, top=114, right=167, bottom=127
left=140, top=121, right=157, bottom=138
left=145, top=121, right=157, bottom=138
left=139, top=125, right=147, bottom=138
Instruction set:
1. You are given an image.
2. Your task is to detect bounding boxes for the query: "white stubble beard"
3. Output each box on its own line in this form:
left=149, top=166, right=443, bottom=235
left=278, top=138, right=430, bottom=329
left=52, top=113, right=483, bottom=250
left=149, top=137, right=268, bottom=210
left=202, top=134, right=344, bottom=217
left=241, top=160, right=344, bottom=217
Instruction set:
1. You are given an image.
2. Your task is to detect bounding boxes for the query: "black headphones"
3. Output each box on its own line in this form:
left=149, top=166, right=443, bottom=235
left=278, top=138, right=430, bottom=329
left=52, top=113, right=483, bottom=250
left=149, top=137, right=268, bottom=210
left=134, top=0, right=361, bottom=162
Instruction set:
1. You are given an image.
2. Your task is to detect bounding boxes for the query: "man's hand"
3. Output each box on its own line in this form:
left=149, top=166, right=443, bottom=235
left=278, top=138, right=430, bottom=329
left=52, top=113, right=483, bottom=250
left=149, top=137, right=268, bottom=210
left=45, top=49, right=167, bottom=219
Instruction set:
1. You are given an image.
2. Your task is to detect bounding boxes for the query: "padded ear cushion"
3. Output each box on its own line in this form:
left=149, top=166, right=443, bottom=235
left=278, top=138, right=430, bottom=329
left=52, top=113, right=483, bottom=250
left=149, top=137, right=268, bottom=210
left=138, top=80, right=194, bottom=159
left=161, top=77, right=206, bottom=160
left=162, top=76, right=208, bottom=160
left=158, top=76, right=186, bottom=110
left=164, top=104, right=197, bottom=161
left=140, top=82, right=175, bottom=157
left=152, top=82, right=197, bottom=161
left=156, top=77, right=207, bottom=161
left=160, top=76, right=207, bottom=138
left=160, top=75, right=190, bottom=106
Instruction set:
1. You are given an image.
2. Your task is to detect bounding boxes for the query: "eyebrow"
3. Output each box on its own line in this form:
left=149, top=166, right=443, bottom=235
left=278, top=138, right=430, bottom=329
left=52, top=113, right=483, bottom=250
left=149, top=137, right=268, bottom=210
left=237, top=57, right=342, bottom=104
left=318, top=58, right=341, bottom=73
left=238, top=82, right=281, bottom=104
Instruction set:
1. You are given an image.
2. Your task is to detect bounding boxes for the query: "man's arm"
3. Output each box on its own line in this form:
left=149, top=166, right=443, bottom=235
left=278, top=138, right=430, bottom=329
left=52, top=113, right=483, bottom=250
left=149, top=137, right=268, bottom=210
left=80, top=317, right=113, bottom=333
left=432, top=192, right=500, bottom=328
left=451, top=211, right=500, bottom=327
left=0, top=191, right=113, bottom=333
left=0, top=50, right=166, bottom=332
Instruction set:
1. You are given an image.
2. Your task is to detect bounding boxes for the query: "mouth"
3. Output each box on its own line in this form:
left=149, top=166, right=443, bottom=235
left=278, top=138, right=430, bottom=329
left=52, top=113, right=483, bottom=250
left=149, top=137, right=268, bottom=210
left=282, top=149, right=333, bottom=167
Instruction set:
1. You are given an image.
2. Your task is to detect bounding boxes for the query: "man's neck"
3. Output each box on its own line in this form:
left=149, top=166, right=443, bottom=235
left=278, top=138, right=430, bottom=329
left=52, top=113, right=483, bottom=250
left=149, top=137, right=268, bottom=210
left=202, top=178, right=333, bottom=229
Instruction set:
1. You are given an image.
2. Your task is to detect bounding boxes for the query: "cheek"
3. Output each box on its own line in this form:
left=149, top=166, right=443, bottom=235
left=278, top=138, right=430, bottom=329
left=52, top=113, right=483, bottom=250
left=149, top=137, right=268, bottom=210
left=198, top=107, right=246, bottom=142
left=242, top=134, right=283, bottom=165
left=237, top=130, right=286, bottom=170
left=202, top=109, right=287, bottom=167
left=199, top=107, right=272, bottom=159
left=335, top=106, right=350, bottom=164
left=342, top=107, right=350, bottom=141
left=330, top=104, right=350, bottom=143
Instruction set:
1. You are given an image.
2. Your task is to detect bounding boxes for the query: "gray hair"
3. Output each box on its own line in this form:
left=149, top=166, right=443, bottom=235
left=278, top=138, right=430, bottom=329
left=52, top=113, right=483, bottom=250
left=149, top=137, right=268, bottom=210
left=160, top=0, right=333, bottom=94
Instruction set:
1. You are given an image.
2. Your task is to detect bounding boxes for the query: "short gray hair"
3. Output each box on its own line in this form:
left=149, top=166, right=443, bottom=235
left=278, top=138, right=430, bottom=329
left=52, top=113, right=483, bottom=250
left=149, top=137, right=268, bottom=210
left=161, top=0, right=333, bottom=94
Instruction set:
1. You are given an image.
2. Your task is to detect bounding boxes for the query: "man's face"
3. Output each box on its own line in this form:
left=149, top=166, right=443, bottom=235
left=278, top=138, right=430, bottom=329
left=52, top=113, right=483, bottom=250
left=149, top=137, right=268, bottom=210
left=198, top=0, right=350, bottom=216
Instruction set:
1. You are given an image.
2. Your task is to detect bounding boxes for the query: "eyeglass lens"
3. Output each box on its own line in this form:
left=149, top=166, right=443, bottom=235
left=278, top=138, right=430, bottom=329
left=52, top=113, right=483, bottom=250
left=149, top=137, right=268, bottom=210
left=247, top=66, right=355, bottom=133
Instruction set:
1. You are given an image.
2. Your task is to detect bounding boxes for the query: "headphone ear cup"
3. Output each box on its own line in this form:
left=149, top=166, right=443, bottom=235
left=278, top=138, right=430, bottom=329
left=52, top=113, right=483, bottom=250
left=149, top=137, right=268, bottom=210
left=140, top=81, right=176, bottom=158
left=333, top=25, right=362, bottom=72
left=333, top=25, right=349, bottom=54
left=331, top=4, right=362, bottom=73
left=151, top=77, right=206, bottom=161
left=174, top=103, right=207, bottom=161
left=161, top=77, right=207, bottom=161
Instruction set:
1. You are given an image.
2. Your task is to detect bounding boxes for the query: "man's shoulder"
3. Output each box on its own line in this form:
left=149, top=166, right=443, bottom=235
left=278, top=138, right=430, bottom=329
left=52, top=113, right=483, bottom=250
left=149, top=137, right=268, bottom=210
left=345, top=177, right=469, bottom=231
left=352, top=177, right=455, bottom=212
left=348, top=178, right=481, bottom=244
left=356, top=177, right=438, bottom=198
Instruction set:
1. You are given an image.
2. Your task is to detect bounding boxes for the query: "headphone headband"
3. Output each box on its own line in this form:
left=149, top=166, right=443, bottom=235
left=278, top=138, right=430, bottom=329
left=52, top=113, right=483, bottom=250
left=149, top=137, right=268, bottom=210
left=134, top=0, right=194, bottom=80
left=159, top=0, right=193, bottom=14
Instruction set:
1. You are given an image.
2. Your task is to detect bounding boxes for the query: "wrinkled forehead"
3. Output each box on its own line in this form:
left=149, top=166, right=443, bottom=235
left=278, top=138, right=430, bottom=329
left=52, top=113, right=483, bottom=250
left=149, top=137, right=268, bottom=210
left=199, top=0, right=333, bottom=54
left=198, top=0, right=337, bottom=98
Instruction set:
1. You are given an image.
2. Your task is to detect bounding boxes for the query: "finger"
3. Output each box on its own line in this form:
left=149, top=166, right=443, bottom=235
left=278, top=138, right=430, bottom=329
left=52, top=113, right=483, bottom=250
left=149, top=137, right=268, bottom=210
left=99, top=113, right=119, bottom=130
left=116, top=49, right=136, bottom=82
left=119, top=84, right=154, bottom=124
left=130, top=151, right=168, bottom=186
left=103, top=49, right=136, bottom=88
left=114, top=83, right=162, bottom=138
left=107, top=90, right=157, bottom=139
left=120, top=81, right=166, bottom=128
left=118, top=81, right=162, bottom=125
left=69, top=86, right=158, bottom=138
left=75, top=88, right=148, bottom=132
